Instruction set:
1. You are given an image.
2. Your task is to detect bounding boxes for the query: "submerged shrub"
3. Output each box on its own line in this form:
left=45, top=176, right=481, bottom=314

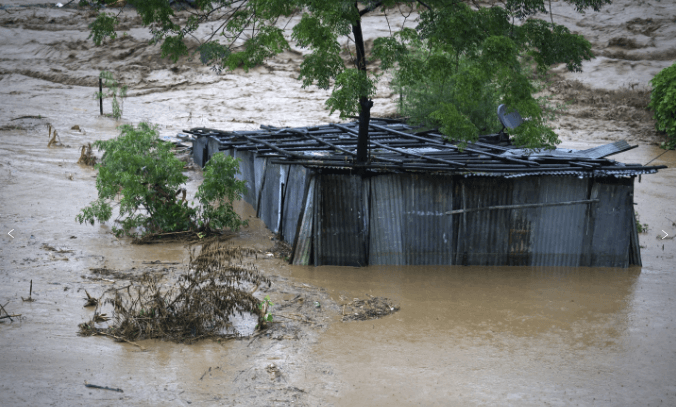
left=76, top=122, right=247, bottom=239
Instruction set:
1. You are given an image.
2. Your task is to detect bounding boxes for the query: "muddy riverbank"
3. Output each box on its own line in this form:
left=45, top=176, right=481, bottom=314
left=2, top=0, right=676, bottom=405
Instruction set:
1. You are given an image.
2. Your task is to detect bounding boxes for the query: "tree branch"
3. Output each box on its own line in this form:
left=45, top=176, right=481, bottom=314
left=359, top=1, right=383, bottom=16
left=416, top=0, right=432, bottom=10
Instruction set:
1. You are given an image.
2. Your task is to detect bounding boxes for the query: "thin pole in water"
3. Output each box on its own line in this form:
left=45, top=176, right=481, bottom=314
left=99, top=77, right=103, bottom=115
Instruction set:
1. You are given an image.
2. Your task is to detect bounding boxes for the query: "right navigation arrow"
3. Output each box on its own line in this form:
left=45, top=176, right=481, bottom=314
left=662, top=230, right=669, bottom=240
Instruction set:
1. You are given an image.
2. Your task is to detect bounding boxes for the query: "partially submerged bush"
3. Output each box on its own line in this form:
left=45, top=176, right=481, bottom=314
left=96, top=71, right=127, bottom=120
left=77, top=143, right=97, bottom=166
left=76, top=122, right=247, bottom=240
left=79, top=241, right=270, bottom=342
left=648, top=62, right=676, bottom=149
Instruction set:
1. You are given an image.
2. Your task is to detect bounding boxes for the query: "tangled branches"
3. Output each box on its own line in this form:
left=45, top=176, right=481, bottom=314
left=79, top=241, right=270, bottom=342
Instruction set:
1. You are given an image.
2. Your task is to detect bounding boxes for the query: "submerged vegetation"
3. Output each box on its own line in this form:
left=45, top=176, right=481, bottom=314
left=76, top=122, right=247, bottom=240
left=96, top=70, right=127, bottom=120
left=79, top=241, right=271, bottom=342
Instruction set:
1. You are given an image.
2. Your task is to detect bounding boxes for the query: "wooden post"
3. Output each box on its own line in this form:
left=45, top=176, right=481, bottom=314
left=99, top=77, right=103, bottom=115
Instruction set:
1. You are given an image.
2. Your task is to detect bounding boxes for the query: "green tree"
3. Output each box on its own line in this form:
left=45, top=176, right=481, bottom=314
left=648, top=62, right=676, bottom=150
left=87, top=0, right=611, bottom=154
left=76, top=123, right=247, bottom=239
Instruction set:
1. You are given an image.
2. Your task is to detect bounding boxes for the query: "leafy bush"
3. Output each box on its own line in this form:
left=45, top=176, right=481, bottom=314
left=648, top=62, right=676, bottom=149
left=391, top=51, right=503, bottom=137
left=373, top=3, right=592, bottom=149
left=76, top=123, right=247, bottom=239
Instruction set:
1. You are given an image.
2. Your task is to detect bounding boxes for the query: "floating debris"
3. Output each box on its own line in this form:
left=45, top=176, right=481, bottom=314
left=341, top=295, right=399, bottom=322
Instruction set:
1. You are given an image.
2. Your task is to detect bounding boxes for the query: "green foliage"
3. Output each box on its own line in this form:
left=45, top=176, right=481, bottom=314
left=96, top=71, right=127, bottom=120
left=326, top=69, right=378, bottom=118
left=635, top=211, right=649, bottom=234
left=258, top=295, right=274, bottom=323
left=376, top=1, right=599, bottom=148
left=76, top=123, right=247, bottom=239
left=88, top=11, right=118, bottom=46
left=648, top=62, right=676, bottom=150
left=196, top=153, right=248, bottom=231
left=85, top=0, right=612, bottom=148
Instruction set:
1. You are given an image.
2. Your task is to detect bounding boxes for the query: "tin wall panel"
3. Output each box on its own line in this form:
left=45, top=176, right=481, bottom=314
left=318, top=174, right=367, bottom=266
left=507, top=177, right=540, bottom=266
left=253, top=156, right=267, bottom=212
left=369, top=174, right=405, bottom=265
left=281, top=165, right=309, bottom=244
left=530, top=177, right=589, bottom=267
left=588, top=178, right=633, bottom=267
left=456, top=178, right=513, bottom=266
left=257, top=163, right=288, bottom=234
left=401, top=174, right=455, bottom=265
left=233, top=150, right=256, bottom=208
left=206, top=137, right=221, bottom=163
left=292, top=177, right=315, bottom=266
left=192, top=137, right=208, bottom=167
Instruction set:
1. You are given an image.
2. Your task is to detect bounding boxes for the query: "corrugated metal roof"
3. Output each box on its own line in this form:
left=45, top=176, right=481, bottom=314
left=185, top=121, right=665, bottom=177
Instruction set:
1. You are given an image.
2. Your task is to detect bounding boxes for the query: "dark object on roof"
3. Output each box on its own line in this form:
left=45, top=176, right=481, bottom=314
left=182, top=120, right=664, bottom=268
left=497, top=104, right=524, bottom=131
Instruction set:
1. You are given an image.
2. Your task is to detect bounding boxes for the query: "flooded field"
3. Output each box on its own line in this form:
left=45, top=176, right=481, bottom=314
left=1, top=0, right=676, bottom=405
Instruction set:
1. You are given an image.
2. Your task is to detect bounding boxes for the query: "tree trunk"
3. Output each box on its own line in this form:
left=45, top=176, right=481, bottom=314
left=353, top=3, right=372, bottom=164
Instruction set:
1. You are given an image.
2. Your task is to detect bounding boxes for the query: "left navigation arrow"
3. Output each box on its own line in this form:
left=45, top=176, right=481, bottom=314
left=8, top=229, right=14, bottom=238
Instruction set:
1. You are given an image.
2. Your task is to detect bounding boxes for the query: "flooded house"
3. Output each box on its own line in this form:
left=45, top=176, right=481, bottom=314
left=184, top=120, right=665, bottom=268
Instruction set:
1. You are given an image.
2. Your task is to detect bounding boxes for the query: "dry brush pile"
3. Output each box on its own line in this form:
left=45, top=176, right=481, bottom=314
left=79, top=240, right=270, bottom=342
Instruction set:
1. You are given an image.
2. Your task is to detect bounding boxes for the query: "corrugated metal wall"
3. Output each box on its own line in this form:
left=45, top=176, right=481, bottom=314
left=587, top=178, right=633, bottom=267
left=401, top=174, right=455, bottom=265
left=316, top=174, right=368, bottom=266
left=455, top=177, right=513, bottom=266
left=205, top=151, right=639, bottom=267
left=530, top=177, right=590, bottom=267
left=233, top=150, right=257, bottom=208
left=257, top=163, right=288, bottom=234
left=369, top=174, right=405, bottom=264
left=281, top=165, right=310, bottom=245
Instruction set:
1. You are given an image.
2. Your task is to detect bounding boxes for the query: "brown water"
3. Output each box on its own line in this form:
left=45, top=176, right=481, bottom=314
left=2, top=1, right=676, bottom=405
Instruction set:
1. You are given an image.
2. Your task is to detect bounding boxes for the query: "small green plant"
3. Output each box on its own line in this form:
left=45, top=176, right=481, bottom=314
left=648, top=62, right=676, bottom=150
left=96, top=71, right=127, bottom=120
left=257, top=295, right=274, bottom=328
left=635, top=211, right=649, bottom=234
left=76, top=122, right=248, bottom=240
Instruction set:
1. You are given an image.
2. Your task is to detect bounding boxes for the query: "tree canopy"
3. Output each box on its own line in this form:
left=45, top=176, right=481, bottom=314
left=88, top=0, right=611, bottom=154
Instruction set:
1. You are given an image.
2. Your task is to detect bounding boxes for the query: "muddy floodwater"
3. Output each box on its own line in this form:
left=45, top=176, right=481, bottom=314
left=2, top=0, right=676, bottom=405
